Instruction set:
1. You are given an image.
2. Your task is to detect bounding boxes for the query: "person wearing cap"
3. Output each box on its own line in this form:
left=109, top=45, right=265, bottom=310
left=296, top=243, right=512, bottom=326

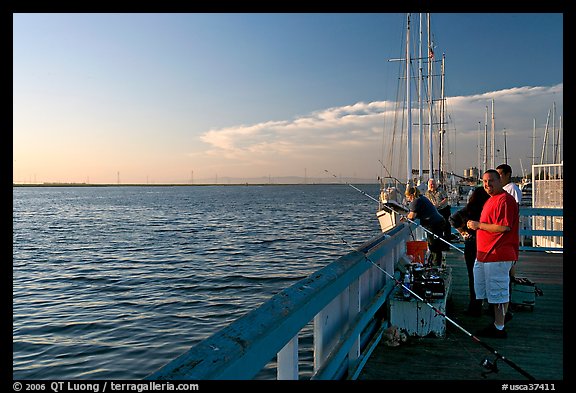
left=425, top=178, right=454, bottom=241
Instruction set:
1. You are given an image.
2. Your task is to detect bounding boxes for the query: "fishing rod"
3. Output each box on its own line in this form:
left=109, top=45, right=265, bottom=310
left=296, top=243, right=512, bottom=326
left=330, top=229, right=536, bottom=381
left=323, top=169, right=464, bottom=255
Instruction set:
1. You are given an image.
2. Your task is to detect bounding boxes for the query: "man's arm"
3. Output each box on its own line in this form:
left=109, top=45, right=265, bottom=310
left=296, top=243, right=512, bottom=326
left=466, top=220, right=510, bottom=233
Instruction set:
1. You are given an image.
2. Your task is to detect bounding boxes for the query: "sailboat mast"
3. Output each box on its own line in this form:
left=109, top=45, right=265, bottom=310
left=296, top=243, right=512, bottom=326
left=418, top=13, right=423, bottom=184
left=557, top=115, right=562, bottom=164
left=427, top=13, right=434, bottom=180
left=483, top=106, right=488, bottom=173
left=406, top=13, right=413, bottom=186
left=532, top=118, right=536, bottom=169
left=477, top=121, right=481, bottom=180
left=552, top=101, right=558, bottom=164
left=503, top=128, right=508, bottom=164
left=539, top=107, right=551, bottom=165
left=439, top=53, right=446, bottom=184
left=491, top=98, right=495, bottom=168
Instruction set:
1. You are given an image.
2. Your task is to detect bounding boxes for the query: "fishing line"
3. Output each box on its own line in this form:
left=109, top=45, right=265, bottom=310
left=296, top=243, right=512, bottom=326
left=323, top=169, right=464, bottom=255
left=377, top=159, right=406, bottom=186
left=325, top=226, right=536, bottom=381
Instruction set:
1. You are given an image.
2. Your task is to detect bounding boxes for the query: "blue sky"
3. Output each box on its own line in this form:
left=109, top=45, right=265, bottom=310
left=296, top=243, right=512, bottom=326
left=13, top=13, right=563, bottom=184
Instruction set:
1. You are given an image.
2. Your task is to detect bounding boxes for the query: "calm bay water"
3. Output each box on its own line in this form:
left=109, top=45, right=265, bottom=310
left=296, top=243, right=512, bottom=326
left=13, top=184, right=381, bottom=380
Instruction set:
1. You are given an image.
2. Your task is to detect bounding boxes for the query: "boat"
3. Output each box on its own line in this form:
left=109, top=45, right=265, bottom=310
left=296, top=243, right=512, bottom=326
left=376, top=181, right=409, bottom=233
left=376, top=13, right=450, bottom=234
left=520, top=180, right=532, bottom=207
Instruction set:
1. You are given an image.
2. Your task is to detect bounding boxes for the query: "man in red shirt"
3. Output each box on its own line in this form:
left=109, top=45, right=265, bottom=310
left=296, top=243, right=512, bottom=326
left=467, top=169, right=519, bottom=338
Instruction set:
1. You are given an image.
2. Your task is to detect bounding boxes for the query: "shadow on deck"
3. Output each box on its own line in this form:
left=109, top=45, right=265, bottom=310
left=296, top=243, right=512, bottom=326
left=357, top=249, right=563, bottom=381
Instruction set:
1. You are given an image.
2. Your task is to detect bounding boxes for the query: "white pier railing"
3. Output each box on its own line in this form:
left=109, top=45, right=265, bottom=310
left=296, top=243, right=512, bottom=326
left=146, top=224, right=412, bottom=380
left=531, top=163, right=563, bottom=250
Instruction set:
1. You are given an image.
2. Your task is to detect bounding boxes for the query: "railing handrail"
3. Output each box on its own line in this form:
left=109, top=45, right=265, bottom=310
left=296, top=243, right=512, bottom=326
left=146, top=224, right=410, bottom=380
left=146, top=206, right=562, bottom=380
left=518, top=207, right=562, bottom=216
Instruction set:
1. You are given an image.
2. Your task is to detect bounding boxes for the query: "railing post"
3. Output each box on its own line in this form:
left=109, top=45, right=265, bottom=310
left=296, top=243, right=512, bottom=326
left=347, top=278, right=361, bottom=373
left=314, top=284, right=353, bottom=375
left=277, top=335, right=299, bottom=380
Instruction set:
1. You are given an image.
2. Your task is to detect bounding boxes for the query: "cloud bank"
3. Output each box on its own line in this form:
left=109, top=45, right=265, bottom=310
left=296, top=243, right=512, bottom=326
left=196, top=84, right=562, bottom=181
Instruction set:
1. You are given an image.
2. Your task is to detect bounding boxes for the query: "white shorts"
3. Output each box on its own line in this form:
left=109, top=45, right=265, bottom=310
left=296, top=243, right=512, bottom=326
left=473, top=260, right=514, bottom=304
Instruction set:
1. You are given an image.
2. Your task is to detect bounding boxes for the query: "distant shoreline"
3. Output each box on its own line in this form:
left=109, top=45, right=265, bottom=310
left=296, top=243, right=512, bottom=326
left=13, top=182, right=377, bottom=187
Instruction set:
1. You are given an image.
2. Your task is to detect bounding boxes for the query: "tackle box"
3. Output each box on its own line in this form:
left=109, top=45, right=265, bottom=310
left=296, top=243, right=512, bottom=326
left=510, top=277, right=542, bottom=310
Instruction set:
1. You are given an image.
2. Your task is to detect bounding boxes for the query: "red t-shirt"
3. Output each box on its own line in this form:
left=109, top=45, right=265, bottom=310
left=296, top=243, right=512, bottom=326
left=476, top=191, right=519, bottom=262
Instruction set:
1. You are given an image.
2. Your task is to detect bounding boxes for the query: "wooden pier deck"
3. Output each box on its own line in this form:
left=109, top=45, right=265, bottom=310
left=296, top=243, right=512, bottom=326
left=357, top=249, right=564, bottom=381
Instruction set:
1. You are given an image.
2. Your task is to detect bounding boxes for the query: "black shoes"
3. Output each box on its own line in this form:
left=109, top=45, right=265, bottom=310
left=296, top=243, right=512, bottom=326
left=476, top=324, right=507, bottom=339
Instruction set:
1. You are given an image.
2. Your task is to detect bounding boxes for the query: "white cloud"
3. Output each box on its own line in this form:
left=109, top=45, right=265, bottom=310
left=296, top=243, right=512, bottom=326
left=194, top=83, right=562, bottom=180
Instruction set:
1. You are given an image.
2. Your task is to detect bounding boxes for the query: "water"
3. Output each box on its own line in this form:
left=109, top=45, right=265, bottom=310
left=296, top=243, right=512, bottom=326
left=13, top=184, right=381, bottom=380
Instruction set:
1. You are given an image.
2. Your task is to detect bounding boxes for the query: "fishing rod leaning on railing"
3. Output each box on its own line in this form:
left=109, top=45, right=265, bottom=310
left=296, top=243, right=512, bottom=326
left=329, top=228, right=536, bottom=381
left=323, top=169, right=464, bottom=255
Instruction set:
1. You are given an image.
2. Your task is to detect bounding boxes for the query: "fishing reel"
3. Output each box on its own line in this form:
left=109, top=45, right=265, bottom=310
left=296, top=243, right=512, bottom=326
left=480, top=357, right=499, bottom=378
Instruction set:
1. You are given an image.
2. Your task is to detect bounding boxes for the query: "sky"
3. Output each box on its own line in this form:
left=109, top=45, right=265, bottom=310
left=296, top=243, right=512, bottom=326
left=12, top=13, right=563, bottom=184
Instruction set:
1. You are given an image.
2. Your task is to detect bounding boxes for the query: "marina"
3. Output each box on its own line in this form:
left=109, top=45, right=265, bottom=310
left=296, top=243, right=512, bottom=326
left=144, top=12, right=563, bottom=382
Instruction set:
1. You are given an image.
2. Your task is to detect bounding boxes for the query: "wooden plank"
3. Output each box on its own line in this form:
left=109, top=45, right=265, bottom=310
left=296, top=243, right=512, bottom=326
left=357, top=250, right=563, bottom=381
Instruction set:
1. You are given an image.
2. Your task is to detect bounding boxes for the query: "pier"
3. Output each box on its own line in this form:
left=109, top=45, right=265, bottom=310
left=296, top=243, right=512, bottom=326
left=357, top=249, right=563, bottom=381
left=146, top=207, right=563, bottom=381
